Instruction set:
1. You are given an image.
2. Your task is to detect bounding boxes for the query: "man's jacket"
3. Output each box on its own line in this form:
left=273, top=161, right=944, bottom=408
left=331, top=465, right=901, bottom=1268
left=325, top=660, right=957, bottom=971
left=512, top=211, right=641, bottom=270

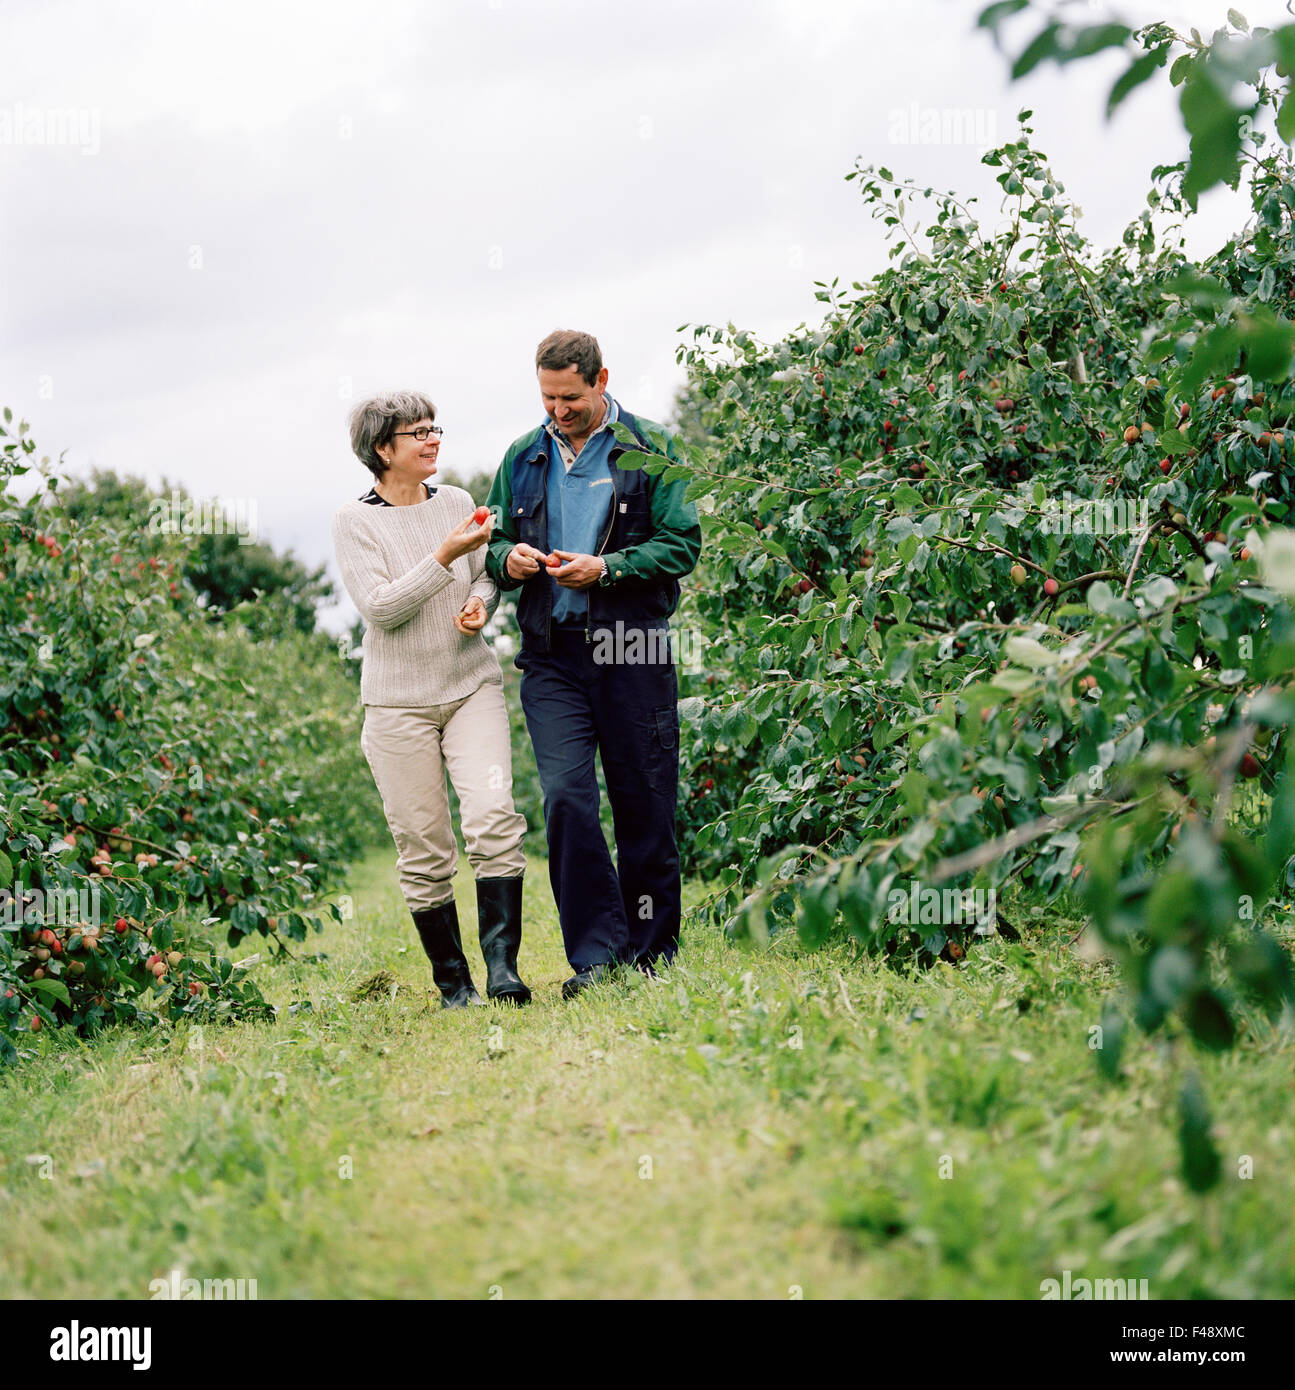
left=484, top=407, right=702, bottom=650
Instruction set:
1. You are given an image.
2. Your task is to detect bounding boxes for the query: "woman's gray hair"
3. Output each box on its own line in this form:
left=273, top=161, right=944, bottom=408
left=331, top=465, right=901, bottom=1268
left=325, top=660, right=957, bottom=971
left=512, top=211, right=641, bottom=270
left=348, top=390, right=437, bottom=479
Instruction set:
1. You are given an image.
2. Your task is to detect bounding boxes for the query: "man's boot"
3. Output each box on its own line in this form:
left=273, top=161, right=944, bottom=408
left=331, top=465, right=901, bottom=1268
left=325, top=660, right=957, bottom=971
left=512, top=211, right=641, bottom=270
left=411, top=899, right=485, bottom=1009
left=476, top=875, right=531, bottom=1005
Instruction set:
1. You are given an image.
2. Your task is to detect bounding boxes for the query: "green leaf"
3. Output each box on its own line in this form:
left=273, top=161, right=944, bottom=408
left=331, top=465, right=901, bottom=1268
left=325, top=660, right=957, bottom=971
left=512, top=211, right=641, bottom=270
left=1232, top=933, right=1294, bottom=1011
left=1178, top=1073, right=1221, bottom=1192
left=1095, top=997, right=1124, bottom=1081
left=1012, top=23, right=1062, bottom=79
left=1278, top=85, right=1295, bottom=145
left=1107, top=44, right=1170, bottom=117
left=1180, top=66, right=1246, bottom=207
left=1256, top=529, right=1295, bottom=596
left=1183, top=987, right=1236, bottom=1051
left=1157, top=430, right=1194, bottom=456
left=1065, top=24, right=1132, bottom=63
left=798, top=887, right=837, bottom=947
left=1004, top=635, right=1059, bottom=668
left=977, top=0, right=1028, bottom=31
left=1169, top=52, right=1195, bottom=87
left=1236, top=310, right=1295, bottom=380
left=1162, top=270, right=1232, bottom=307
left=1148, top=943, right=1195, bottom=1007
left=991, top=668, right=1038, bottom=695
left=29, top=977, right=71, bottom=1006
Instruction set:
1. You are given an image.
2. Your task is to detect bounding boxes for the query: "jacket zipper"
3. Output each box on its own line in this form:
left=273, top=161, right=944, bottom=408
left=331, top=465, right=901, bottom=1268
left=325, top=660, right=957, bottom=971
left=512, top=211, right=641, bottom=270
left=585, top=464, right=620, bottom=645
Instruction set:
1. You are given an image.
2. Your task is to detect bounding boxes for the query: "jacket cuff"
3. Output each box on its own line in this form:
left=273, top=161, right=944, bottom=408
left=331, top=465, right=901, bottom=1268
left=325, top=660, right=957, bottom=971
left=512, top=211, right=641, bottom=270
left=601, top=551, right=631, bottom=584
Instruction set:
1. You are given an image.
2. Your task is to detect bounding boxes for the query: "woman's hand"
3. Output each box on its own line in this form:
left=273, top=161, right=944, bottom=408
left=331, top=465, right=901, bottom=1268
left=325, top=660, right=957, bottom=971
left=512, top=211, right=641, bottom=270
left=454, top=596, right=488, bottom=635
left=435, top=512, right=493, bottom=568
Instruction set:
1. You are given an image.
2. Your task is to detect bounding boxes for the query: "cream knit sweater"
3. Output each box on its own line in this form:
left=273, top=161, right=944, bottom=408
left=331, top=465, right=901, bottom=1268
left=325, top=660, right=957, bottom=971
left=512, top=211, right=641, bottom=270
left=331, top=486, right=502, bottom=707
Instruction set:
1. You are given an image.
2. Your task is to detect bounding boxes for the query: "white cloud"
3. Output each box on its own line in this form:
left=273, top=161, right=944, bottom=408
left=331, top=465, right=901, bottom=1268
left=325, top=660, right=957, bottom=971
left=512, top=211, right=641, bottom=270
left=0, top=0, right=1271, bottom=634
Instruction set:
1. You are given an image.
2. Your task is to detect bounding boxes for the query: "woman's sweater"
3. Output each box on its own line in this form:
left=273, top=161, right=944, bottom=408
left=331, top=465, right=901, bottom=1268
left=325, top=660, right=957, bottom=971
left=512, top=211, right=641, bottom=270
left=331, top=485, right=501, bottom=707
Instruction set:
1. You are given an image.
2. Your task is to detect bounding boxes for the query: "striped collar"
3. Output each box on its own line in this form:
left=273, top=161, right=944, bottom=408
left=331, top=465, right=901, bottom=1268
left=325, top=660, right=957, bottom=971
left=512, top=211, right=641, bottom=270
left=360, top=481, right=436, bottom=506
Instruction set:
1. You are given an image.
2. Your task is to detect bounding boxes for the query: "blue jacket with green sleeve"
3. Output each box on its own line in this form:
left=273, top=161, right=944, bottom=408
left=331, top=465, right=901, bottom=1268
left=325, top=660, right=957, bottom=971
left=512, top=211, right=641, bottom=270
left=484, top=408, right=702, bottom=651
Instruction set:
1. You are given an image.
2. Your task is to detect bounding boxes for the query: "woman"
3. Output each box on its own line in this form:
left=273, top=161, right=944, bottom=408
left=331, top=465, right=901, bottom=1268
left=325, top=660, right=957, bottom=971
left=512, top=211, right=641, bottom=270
left=331, top=390, right=531, bottom=1008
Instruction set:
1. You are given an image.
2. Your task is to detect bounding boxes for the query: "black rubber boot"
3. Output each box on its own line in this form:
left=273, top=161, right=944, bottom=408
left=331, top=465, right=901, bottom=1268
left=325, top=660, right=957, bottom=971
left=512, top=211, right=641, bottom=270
left=411, top=899, right=485, bottom=1009
left=476, top=876, right=531, bottom=1005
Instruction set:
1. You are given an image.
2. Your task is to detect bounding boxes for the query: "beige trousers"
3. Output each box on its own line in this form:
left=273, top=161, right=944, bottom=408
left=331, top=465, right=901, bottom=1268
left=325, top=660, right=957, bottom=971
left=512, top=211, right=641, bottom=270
left=360, top=680, right=528, bottom=912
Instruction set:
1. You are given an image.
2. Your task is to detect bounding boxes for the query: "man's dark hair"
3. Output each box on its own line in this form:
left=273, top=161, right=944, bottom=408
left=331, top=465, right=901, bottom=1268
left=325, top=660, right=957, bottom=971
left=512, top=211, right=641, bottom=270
left=535, top=329, right=603, bottom=386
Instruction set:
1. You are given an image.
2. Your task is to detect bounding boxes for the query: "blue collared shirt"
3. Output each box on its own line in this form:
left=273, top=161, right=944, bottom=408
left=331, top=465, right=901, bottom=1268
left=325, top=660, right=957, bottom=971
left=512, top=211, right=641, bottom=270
left=543, top=394, right=618, bottom=624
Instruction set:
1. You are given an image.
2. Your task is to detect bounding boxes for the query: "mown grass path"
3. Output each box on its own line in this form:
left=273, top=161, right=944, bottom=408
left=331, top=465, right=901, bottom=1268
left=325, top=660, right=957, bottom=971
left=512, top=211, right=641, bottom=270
left=1, top=850, right=1290, bottom=1299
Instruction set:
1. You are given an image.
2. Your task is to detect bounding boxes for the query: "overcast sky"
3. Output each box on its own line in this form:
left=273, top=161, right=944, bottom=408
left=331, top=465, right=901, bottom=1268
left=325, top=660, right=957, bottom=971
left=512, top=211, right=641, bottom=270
left=0, top=0, right=1276, bottom=632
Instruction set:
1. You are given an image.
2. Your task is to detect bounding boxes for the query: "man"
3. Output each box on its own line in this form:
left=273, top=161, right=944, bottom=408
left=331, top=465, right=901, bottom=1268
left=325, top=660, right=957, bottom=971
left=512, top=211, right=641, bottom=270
left=485, top=330, right=701, bottom=998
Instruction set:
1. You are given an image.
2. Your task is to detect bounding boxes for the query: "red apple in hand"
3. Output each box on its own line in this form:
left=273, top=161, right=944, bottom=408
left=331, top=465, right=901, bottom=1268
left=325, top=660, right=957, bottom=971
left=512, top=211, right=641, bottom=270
left=472, top=506, right=489, bottom=525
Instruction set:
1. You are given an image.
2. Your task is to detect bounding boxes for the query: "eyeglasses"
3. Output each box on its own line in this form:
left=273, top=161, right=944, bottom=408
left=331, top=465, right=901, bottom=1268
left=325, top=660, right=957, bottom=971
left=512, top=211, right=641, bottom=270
left=393, top=425, right=443, bottom=441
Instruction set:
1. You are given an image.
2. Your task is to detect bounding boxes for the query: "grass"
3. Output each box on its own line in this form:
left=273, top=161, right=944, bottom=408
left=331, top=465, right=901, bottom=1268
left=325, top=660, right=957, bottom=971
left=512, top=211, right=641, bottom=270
left=0, top=849, right=1290, bottom=1299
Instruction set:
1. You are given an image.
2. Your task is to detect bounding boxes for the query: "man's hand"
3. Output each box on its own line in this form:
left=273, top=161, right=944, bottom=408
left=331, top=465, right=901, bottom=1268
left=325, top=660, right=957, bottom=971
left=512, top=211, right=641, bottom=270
left=505, top=542, right=551, bottom=581
left=454, top=595, right=488, bottom=634
left=548, top=550, right=603, bottom=590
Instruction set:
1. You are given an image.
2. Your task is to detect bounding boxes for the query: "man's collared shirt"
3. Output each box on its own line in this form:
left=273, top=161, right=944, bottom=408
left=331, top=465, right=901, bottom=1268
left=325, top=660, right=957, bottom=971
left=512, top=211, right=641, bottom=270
left=543, top=393, right=618, bottom=623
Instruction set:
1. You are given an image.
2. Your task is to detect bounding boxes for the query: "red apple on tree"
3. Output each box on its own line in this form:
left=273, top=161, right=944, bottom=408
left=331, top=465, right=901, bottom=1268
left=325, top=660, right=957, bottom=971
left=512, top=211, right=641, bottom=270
left=1043, top=577, right=1060, bottom=596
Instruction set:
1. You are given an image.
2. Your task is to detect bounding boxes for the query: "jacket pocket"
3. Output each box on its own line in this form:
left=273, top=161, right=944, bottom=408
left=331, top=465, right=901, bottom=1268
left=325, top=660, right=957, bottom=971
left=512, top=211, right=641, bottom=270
left=614, top=495, right=651, bottom=544
left=512, top=495, right=545, bottom=551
